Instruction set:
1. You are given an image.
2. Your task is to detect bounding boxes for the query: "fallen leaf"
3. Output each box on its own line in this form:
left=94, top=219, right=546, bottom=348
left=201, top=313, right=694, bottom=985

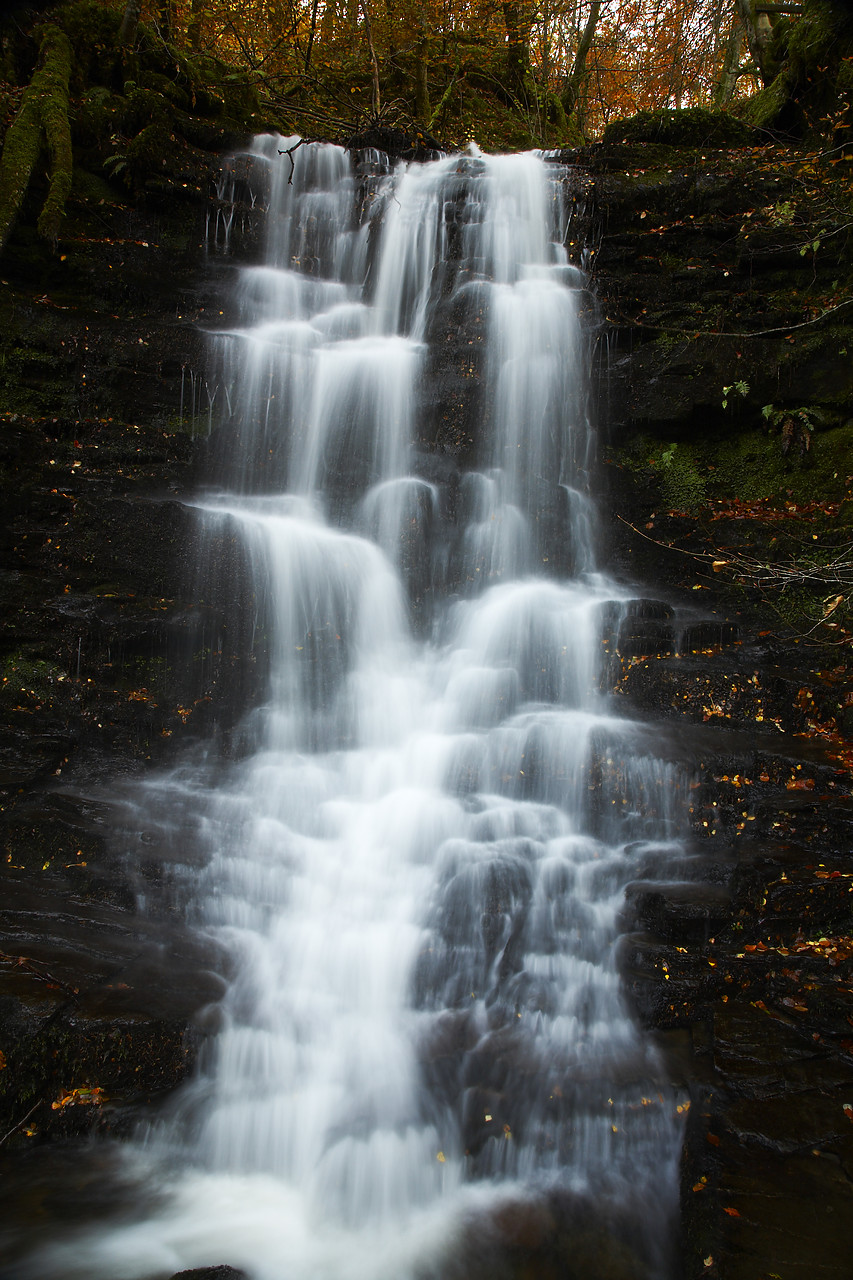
left=51, top=1087, right=105, bottom=1111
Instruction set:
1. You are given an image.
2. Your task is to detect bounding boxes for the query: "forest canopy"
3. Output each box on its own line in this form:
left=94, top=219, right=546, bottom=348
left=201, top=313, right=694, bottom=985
left=0, top=0, right=852, bottom=252
left=2, top=0, right=852, bottom=147
left=89, top=0, right=853, bottom=139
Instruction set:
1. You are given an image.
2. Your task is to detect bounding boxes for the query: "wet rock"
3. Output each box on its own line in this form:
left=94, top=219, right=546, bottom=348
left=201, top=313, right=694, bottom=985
left=465, top=1188, right=669, bottom=1280
left=0, top=119, right=851, bottom=1280
left=623, top=879, right=731, bottom=943
left=346, top=125, right=441, bottom=163
left=170, top=1268, right=250, bottom=1280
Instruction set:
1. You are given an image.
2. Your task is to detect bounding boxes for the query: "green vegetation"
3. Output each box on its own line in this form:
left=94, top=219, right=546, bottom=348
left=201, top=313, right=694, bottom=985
left=602, top=106, right=756, bottom=148
left=0, top=25, right=72, bottom=251
left=0, top=1, right=271, bottom=254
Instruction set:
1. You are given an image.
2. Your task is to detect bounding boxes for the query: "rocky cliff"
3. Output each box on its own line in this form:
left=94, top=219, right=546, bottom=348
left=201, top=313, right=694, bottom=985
left=1, top=122, right=852, bottom=1280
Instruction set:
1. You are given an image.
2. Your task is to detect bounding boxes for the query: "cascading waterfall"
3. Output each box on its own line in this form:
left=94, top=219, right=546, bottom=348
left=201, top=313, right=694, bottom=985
left=19, top=139, right=694, bottom=1280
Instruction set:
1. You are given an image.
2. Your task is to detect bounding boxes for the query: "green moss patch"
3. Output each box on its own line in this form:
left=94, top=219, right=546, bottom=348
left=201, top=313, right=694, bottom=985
left=602, top=107, right=757, bottom=149
left=0, top=25, right=73, bottom=252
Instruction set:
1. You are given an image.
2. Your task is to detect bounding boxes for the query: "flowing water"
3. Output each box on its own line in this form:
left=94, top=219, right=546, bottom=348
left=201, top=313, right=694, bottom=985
left=18, top=140, right=694, bottom=1280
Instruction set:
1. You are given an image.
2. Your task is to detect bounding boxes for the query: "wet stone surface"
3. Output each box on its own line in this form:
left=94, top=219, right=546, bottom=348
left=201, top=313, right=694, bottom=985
left=0, top=136, right=850, bottom=1280
left=617, top=631, right=853, bottom=1278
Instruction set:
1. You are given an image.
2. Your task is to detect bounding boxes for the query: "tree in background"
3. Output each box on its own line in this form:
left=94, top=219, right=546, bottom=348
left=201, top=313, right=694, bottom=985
left=1, top=0, right=852, bottom=248
left=77, top=0, right=765, bottom=134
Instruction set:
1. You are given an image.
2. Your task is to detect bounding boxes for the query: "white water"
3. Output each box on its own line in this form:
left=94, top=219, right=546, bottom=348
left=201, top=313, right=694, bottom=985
left=21, top=140, right=692, bottom=1280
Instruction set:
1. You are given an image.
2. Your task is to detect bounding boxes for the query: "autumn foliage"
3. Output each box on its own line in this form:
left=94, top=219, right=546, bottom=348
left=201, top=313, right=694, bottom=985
left=93, top=0, right=778, bottom=141
left=3, top=0, right=850, bottom=148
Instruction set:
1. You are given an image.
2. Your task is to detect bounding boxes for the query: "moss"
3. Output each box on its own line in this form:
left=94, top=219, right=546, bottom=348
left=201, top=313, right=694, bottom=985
left=616, top=412, right=853, bottom=518
left=75, top=85, right=127, bottom=149
left=0, top=24, right=73, bottom=252
left=787, top=0, right=845, bottom=70
left=660, top=444, right=707, bottom=513
left=743, top=70, right=796, bottom=131
left=138, top=69, right=191, bottom=112
left=55, top=0, right=122, bottom=91
left=0, top=89, right=41, bottom=250
left=122, top=83, right=170, bottom=136
left=739, top=1, right=853, bottom=139
left=0, top=655, right=66, bottom=703
left=122, top=118, right=176, bottom=187
left=837, top=57, right=853, bottom=94
left=36, top=29, right=74, bottom=241
left=602, top=107, right=756, bottom=148
left=0, top=1004, right=196, bottom=1143
left=71, top=165, right=120, bottom=203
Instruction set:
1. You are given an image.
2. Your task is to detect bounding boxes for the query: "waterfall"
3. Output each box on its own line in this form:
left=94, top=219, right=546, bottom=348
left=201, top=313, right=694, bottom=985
left=19, top=139, right=692, bottom=1280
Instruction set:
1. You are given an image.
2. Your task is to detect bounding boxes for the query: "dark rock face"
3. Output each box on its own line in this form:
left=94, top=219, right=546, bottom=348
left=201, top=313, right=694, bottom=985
left=170, top=1268, right=250, bottom=1280
left=0, top=141, right=259, bottom=1149
left=552, top=136, right=853, bottom=1278
left=0, top=132, right=851, bottom=1280
left=346, top=125, right=442, bottom=163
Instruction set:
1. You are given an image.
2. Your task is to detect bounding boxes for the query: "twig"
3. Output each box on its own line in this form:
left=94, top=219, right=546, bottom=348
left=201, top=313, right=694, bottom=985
left=0, top=1099, right=42, bottom=1148
left=615, top=513, right=709, bottom=559
left=616, top=517, right=852, bottom=644
left=277, top=138, right=310, bottom=184
left=606, top=296, right=853, bottom=338
left=0, top=950, right=79, bottom=1001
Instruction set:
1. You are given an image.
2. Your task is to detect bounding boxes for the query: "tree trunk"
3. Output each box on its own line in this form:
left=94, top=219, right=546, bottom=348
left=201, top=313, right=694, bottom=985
left=117, top=0, right=141, bottom=48
left=414, top=34, right=430, bottom=123
left=561, top=0, right=601, bottom=118
left=502, top=1, right=532, bottom=94
left=360, top=0, right=381, bottom=116
left=187, top=0, right=206, bottom=51
left=714, top=12, right=745, bottom=104
left=736, top=0, right=776, bottom=83
left=305, top=0, right=321, bottom=72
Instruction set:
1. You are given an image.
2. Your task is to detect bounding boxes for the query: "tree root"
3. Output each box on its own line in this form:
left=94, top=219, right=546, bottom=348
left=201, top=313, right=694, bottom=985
left=0, top=24, right=73, bottom=255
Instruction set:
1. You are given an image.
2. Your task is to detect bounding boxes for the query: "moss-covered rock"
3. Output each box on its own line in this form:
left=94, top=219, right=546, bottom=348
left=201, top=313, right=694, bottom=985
left=742, top=70, right=795, bottom=132
left=602, top=107, right=757, bottom=148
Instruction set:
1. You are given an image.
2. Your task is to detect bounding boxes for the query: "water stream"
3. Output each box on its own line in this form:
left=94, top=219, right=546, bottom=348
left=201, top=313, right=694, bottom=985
left=20, top=140, right=692, bottom=1280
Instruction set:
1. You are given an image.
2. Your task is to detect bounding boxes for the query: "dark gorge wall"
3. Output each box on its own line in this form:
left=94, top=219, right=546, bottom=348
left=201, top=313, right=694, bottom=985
left=0, top=146, right=250, bottom=1157
left=1, top=133, right=852, bottom=1280
left=579, top=134, right=853, bottom=1280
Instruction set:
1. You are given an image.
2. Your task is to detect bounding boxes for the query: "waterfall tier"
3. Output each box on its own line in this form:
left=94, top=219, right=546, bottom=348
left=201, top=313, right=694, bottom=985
left=19, top=139, right=689, bottom=1280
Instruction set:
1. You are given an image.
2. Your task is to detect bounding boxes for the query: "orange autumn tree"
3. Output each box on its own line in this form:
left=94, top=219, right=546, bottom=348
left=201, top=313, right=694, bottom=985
left=526, top=0, right=762, bottom=134
left=14, top=0, right=852, bottom=150
left=109, top=0, right=763, bottom=136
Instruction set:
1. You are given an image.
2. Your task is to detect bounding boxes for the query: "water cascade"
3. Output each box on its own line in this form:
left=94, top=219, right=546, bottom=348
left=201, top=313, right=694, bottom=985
left=20, top=140, right=695, bottom=1280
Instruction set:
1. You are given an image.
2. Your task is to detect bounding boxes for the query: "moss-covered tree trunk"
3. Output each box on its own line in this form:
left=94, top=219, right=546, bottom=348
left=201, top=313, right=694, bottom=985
left=0, top=24, right=73, bottom=255
left=413, top=33, right=431, bottom=125
left=502, top=1, right=534, bottom=96
left=743, top=0, right=853, bottom=137
left=736, top=0, right=775, bottom=83
left=713, top=12, right=745, bottom=106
